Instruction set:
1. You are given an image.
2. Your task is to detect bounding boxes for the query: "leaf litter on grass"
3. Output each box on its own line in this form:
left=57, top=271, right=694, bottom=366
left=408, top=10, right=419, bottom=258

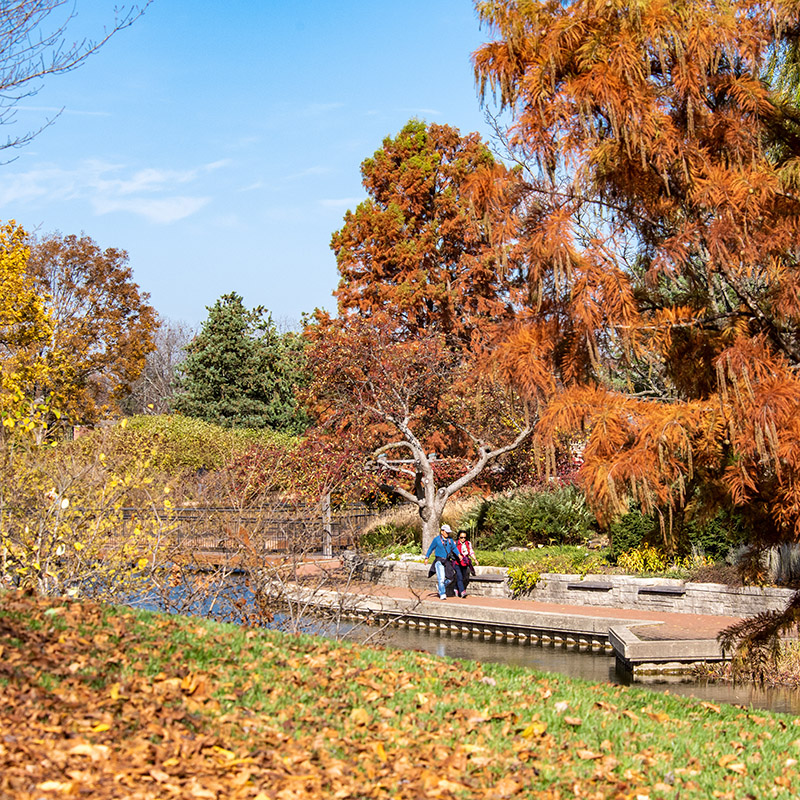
left=2, top=589, right=800, bottom=798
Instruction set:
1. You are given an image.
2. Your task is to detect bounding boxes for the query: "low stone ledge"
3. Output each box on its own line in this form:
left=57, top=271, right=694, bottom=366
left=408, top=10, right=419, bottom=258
left=638, top=585, right=686, bottom=597
left=609, top=623, right=726, bottom=668
left=356, top=556, right=796, bottom=616
left=567, top=582, right=613, bottom=592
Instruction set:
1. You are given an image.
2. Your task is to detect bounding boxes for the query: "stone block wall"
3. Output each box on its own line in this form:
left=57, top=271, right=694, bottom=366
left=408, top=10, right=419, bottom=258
left=526, top=574, right=795, bottom=617
left=358, top=557, right=796, bottom=616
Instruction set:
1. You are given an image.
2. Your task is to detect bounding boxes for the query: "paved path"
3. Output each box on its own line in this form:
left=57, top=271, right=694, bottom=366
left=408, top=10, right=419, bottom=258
left=342, top=583, right=743, bottom=642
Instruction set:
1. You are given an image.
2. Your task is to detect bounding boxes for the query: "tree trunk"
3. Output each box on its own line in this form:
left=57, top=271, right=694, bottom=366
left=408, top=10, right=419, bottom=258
left=421, top=513, right=442, bottom=554
left=420, top=484, right=449, bottom=553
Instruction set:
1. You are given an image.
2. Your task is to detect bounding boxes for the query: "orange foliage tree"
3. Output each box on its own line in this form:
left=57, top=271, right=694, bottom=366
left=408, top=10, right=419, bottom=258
left=473, top=0, right=800, bottom=588
left=331, top=118, right=523, bottom=348
left=304, top=120, right=540, bottom=550
left=27, top=232, right=156, bottom=428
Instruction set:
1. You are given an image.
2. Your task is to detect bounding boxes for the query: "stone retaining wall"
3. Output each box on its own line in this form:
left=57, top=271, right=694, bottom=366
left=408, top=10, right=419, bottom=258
left=528, top=573, right=795, bottom=617
left=360, top=557, right=796, bottom=617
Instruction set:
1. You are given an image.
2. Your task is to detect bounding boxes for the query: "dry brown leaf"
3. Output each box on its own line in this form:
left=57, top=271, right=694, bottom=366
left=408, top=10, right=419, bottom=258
left=66, top=742, right=110, bottom=761
left=37, top=781, right=74, bottom=792
left=489, top=777, right=522, bottom=797
left=349, top=708, right=370, bottom=726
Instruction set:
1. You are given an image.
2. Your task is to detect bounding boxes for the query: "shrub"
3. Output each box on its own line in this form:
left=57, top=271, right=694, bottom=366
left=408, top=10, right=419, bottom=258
left=79, top=415, right=296, bottom=477
left=616, top=544, right=668, bottom=573
left=507, top=565, right=541, bottom=597
left=460, top=484, right=598, bottom=549
left=607, top=508, right=658, bottom=563
left=608, top=505, right=747, bottom=564
left=685, top=510, right=747, bottom=561
left=360, top=524, right=421, bottom=550
left=616, top=544, right=714, bottom=575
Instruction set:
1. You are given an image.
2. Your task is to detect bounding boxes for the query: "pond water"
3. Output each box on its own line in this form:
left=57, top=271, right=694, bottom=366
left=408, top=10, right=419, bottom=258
left=354, top=621, right=800, bottom=715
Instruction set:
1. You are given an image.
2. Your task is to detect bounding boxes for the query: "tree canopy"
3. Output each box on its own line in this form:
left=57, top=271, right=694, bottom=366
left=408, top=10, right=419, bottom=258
left=331, top=118, right=523, bottom=348
left=304, top=313, right=532, bottom=549
left=308, top=121, right=537, bottom=547
left=0, top=221, right=52, bottom=439
left=174, top=293, right=309, bottom=434
left=473, top=0, right=800, bottom=554
left=27, top=232, right=157, bottom=428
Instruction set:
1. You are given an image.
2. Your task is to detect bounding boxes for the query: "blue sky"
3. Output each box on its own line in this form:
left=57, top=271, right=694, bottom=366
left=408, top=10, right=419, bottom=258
left=0, top=1, right=501, bottom=329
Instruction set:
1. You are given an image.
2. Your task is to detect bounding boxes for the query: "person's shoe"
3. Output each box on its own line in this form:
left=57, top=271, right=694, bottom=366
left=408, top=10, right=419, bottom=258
left=439, top=594, right=447, bottom=600
left=457, top=591, right=464, bottom=597
left=461, top=594, right=468, bottom=598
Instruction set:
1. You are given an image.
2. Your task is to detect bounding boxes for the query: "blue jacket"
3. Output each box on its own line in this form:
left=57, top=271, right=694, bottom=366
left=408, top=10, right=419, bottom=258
left=426, top=535, right=457, bottom=560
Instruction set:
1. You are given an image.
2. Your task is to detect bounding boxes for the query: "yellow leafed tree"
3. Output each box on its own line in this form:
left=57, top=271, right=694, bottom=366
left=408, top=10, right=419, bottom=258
left=0, top=221, right=54, bottom=440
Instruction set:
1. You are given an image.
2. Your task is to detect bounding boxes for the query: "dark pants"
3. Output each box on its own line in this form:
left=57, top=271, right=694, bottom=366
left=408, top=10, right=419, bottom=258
left=452, top=563, right=468, bottom=595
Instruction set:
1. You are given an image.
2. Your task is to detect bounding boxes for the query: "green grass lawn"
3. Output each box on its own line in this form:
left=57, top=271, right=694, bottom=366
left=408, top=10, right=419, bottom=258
left=2, top=589, right=799, bottom=798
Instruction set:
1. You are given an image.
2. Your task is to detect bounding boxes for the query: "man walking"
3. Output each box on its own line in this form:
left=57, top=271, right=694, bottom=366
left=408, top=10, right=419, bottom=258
left=425, top=524, right=459, bottom=599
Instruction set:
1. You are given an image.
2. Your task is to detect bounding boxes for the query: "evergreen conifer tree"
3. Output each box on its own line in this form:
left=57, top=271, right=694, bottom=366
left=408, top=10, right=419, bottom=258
left=174, top=293, right=309, bottom=432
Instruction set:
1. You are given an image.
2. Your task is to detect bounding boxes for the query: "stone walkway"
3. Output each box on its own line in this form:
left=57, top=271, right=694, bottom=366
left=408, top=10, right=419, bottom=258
left=343, top=583, right=743, bottom=642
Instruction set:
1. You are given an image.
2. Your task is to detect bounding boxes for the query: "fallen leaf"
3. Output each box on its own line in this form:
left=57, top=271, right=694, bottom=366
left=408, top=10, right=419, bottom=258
left=350, top=708, right=370, bottom=726
left=564, top=716, right=583, bottom=726
left=67, top=743, right=110, bottom=761
left=37, top=781, right=73, bottom=792
left=490, top=777, right=521, bottom=797
left=371, top=742, right=387, bottom=762
left=595, top=701, right=618, bottom=712
left=520, top=721, right=548, bottom=738
left=576, top=749, right=601, bottom=760
left=438, top=778, right=467, bottom=792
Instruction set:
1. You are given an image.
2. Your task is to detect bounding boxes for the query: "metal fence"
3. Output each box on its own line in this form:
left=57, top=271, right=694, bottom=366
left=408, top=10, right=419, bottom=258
left=119, top=502, right=388, bottom=555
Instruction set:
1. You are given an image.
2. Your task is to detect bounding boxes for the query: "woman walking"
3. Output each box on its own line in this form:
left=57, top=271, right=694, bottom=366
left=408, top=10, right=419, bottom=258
left=454, top=529, right=478, bottom=597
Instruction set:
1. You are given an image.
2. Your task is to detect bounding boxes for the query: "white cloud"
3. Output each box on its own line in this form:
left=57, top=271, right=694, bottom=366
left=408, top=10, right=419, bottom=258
left=0, top=157, right=226, bottom=223
left=303, top=102, right=345, bottom=116
left=285, top=165, right=332, bottom=180
left=403, top=108, right=443, bottom=118
left=15, top=105, right=112, bottom=117
left=92, top=195, right=210, bottom=223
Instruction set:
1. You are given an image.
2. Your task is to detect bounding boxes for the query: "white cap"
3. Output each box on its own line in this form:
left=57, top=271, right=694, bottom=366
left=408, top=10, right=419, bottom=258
left=440, top=524, right=452, bottom=533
